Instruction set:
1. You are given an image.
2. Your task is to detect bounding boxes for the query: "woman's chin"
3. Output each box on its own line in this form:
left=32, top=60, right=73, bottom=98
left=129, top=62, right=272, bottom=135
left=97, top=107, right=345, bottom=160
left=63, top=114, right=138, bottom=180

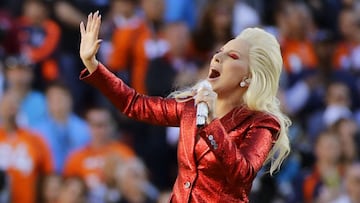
left=208, top=82, right=219, bottom=92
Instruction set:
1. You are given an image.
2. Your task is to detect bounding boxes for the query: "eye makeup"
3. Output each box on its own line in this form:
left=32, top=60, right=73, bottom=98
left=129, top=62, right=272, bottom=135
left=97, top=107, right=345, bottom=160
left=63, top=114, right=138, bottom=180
left=228, top=52, right=239, bottom=59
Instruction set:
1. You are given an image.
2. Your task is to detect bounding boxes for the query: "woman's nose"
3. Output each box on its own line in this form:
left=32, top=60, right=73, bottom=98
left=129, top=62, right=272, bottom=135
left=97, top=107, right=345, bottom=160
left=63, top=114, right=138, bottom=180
left=213, top=52, right=222, bottom=63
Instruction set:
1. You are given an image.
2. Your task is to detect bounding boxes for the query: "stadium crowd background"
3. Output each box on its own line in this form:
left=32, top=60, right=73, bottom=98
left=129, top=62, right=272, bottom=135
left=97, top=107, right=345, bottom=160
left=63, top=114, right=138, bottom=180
left=0, top=0, right=360, bottom=202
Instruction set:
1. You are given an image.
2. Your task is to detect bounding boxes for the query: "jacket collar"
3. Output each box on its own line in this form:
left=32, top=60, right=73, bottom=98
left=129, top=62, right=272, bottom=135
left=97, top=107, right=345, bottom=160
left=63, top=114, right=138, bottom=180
left=219, top=105, right=256, bottom=133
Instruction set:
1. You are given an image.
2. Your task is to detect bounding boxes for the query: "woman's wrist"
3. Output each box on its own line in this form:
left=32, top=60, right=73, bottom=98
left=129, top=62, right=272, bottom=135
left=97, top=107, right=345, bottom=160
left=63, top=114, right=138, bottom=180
left=83, top=58, right=99, bottom=73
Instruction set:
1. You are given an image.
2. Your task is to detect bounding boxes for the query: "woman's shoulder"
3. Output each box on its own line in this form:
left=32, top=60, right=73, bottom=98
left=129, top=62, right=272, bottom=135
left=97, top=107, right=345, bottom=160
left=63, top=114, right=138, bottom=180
left=252, top=110, right=279, bottom=122
left=233, top=106, right=280, bottom=130
left=250, top=111, right=281, bottom=133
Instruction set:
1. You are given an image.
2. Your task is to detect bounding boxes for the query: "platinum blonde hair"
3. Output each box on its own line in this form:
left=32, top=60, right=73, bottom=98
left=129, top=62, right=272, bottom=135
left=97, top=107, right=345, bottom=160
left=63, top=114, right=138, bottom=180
left=170, top=28, right=291, bottom=175
left=237, top=28, right=291, bottom=175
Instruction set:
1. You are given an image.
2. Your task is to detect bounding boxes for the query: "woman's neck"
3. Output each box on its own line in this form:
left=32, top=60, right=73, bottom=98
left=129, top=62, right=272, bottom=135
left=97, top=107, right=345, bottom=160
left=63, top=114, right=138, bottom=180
left=215, top=98, right=242, bottom=119
left=215, top=90, right=245, bottom=118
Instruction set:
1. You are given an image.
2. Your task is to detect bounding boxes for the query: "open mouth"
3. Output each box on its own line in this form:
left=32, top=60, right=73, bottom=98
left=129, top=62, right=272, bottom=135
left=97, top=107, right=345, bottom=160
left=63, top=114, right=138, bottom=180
left=209, top=69, right=221, bottom=79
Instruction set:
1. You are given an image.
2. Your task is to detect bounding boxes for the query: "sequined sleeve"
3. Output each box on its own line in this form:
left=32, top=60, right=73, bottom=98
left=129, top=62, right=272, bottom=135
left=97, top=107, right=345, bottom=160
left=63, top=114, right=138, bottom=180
left=80, top=63, right=183, bottom=126
left=198, top=115, right=280, bottom=184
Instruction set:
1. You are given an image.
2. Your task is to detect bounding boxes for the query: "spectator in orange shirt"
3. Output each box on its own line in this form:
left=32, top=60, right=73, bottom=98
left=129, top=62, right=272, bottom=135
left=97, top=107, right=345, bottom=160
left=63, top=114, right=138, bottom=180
left=333, top=7, right=360, bottom=71
left=102, top=0, right=141, bottom=75
left=275, top=1, right=318, bottom=74
left=302, top=131, right=344, bottom=203
left=63, top=105, right=135, bottom=203
left=107, top=0, right=167, bottom=94
left=0, top=89, right=53, bottom=203
left=17, top=0, right=61, bottom=90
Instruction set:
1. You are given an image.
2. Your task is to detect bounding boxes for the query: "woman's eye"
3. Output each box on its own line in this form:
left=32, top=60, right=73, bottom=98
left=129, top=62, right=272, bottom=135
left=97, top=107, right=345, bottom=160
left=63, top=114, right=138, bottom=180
left=228, top=53, right=239, bottom=59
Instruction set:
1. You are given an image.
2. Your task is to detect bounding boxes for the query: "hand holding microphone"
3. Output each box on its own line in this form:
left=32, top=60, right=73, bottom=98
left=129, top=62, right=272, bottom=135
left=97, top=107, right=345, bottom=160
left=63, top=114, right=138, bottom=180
left=195, top=81, right=216, bottom=127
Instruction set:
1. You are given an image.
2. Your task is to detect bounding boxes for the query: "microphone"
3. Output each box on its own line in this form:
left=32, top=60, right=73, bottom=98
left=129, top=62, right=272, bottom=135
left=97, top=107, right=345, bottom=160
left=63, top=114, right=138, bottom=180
left=196, top=81, right=212, bottom=127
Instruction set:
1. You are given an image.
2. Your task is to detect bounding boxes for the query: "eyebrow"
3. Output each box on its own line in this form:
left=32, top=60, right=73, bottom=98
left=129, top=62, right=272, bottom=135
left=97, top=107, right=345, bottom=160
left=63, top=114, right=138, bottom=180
left=218, top=47, right=244, bottom=56
left=226, top=49, right=244, bottom=57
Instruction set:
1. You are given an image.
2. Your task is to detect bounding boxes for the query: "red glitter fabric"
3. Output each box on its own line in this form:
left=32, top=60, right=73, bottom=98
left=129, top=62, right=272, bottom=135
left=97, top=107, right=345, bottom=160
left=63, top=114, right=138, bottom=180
left=80, top=63, right=280, bottom=203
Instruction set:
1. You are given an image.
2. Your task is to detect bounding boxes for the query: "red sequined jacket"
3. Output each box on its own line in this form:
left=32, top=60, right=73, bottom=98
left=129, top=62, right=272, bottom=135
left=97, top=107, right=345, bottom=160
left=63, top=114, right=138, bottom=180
left=80, top=63, right=280, bottom=203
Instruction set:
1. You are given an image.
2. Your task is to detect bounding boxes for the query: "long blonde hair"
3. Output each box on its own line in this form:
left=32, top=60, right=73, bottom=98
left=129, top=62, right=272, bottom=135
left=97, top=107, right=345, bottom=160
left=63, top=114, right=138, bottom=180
left=170, top=28, right=291, bottom=175
left=237, top=28, right=291, bottom=175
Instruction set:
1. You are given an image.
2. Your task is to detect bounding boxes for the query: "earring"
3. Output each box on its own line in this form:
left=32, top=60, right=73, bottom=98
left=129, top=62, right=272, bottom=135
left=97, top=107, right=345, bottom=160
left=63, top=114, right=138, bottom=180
left=240, top=81, right=246, bottom=87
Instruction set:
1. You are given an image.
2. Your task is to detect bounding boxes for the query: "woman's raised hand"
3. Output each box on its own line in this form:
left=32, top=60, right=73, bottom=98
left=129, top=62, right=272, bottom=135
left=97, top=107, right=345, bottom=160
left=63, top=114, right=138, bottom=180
left=79, top=11, right=102, bottom=73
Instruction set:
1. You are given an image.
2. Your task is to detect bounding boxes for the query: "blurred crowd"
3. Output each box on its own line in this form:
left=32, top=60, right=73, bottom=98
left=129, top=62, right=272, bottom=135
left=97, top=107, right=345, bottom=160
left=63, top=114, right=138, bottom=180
left=0, top=0, right=360, bottom=202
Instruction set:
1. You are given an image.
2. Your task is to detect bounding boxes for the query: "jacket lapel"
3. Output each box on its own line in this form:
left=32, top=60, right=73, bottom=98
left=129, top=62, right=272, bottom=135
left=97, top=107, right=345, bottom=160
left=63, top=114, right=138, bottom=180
left=219, top=105, right=255, bottom=133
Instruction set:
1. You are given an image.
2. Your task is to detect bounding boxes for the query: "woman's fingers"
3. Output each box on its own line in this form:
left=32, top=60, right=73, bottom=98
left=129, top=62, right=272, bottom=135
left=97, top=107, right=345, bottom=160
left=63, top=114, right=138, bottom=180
left=80, top=21, right=85, bottom=37
left=90, top=11, right=98, bottom=32
left=194, top=89, right=217, bottom=122
left=81, top=11, right=101, bottom=34
left=78, top=12, right=98, bottom=72
left=79, top=11, right=102, bottom=72
left=194, top=89, right=216, bottom=106
left=86, top=12, right=92, bottom=33
left=94, top=14, right=101, bottom=39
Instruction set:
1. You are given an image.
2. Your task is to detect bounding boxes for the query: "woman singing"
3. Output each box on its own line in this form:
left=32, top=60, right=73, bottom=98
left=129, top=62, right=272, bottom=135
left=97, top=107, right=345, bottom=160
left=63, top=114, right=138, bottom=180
left=79, top=11, right=291, bottom=203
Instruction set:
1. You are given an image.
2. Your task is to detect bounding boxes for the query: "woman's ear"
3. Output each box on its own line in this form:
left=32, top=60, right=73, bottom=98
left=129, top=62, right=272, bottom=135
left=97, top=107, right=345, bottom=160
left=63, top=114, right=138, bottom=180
left=240, top=78, right=251, bottom=87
